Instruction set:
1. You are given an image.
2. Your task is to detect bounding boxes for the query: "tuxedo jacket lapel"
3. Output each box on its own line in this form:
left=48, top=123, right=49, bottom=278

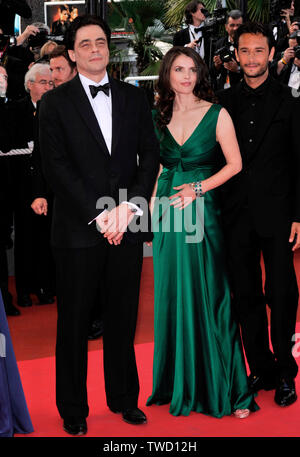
left=109, top=77, right=126, bottom=158
left=66, top=74, right=110, bottom=159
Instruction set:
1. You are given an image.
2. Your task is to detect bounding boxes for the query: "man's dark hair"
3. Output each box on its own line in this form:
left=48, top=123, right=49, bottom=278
left=185, top=1, right=205, bottom=25
left=49, top=44, right=76, bottom=70
left=226, top=9, right=243, bottom=23
left=234, top=21, right=275, bottom=51
left=65, top=14, right=111, bottom=50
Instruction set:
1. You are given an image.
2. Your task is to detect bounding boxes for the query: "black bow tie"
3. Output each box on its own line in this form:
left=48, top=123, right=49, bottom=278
left=194, top=27, right=202, bottom=34
left=89, top=83, right=110, bottom=98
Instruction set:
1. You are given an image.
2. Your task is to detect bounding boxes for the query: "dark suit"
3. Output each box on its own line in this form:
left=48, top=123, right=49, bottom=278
left=6, top=96, right=36, bottom=296
left=39, top=74, right=160, bottom=418
left=218, top=78, right=300, bottom=380
left=211, top=36, right=242, bottom=91
left=173, top=26, right=211, bottom=67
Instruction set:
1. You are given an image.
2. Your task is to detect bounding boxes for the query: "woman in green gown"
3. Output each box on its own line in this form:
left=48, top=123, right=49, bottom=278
left=146, top=47, right=258, bottom=418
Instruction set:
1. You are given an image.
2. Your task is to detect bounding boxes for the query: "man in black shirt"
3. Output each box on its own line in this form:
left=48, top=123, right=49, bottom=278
left=218, top=22, right=300, bottom=407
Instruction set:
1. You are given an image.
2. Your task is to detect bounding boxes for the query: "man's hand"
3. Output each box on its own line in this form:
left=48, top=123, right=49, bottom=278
left=289, top=222, right=300, bottom=251
left=224, top=59, right=239, bottom=72
left=31, top=198, right=48, bottom=215
left=283, top=47, right=296, bottom=63
left=213, top=55, right=222, bottom=69
left=16, top=25, right=40, bottom=46
left=99, top=204, right=135, bottom=245
left=186, top=39, right=199, bottom=50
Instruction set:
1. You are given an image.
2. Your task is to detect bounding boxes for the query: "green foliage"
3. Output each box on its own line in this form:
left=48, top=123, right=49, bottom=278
left=110, top=0, right=167, bottom=75
left=164, top=0, right=272, bottom=27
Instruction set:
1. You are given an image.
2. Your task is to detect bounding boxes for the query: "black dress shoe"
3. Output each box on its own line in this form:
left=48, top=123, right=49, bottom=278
left=17, top=293, right=32, bottom=307
left=63, top=417, right=87, bottom=435
left=248, top=373, right=276, bottom=393
left=4, top=303, right=21, bottom=316
left=88, top=319, right=104, bottom=340
left=110, top=407, right=147, bottom=425
left=275, top=378, right=297, bottom=407
left=35, top=288, right=55, bottom=305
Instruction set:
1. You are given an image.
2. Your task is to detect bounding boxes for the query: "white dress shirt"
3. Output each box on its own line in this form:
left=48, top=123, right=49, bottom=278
left=79, top=72, right=112, bottom=154
left=288, top=64, right=300, bottom=91
left=188, top=24, right=205, bottom=59
left=81, top=72, right=143, bottom=224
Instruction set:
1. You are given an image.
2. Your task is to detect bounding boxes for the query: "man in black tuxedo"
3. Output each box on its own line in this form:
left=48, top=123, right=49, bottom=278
left=39, top=15, right=160, bottom=435
left=218, top=22, right=300, bottom=407
left=173, top=1, right=210, bottom=67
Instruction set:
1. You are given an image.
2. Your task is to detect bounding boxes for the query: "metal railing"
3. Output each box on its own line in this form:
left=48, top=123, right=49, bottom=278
left=124, top=75, right=158, bottom=85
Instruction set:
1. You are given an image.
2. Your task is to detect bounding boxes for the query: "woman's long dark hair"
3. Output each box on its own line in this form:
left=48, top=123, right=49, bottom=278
left=155, top=46, right=217, bottom=130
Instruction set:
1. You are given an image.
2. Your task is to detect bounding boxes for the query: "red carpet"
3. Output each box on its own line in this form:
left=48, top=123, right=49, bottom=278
left=15, top=334, right=300, bottom=437
left=6, top=253, right=300, bottom=437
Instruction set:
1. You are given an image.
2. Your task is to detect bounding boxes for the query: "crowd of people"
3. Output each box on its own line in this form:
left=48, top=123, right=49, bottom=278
left=0, top=0, right=300, bottom=438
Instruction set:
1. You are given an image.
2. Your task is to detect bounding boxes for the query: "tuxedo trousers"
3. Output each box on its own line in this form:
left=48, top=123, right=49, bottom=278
left=53, top=239, right=143, bottom=419
left=224, top=208, right=299, bottom=380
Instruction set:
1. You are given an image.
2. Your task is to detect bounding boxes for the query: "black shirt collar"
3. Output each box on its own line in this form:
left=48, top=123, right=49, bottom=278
left=241, top=75, right=271, bottom=97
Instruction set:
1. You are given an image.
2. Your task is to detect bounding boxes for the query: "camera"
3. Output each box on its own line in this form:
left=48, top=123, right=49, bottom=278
left=202, top=6, right=227, bottom=33
left=28, top=31, right=64, bottom=49
left=215, top=44, right=235, bottom=63
left=0, top=34, right=17, bottom=49
left=294, top=45, right=300, bottom=58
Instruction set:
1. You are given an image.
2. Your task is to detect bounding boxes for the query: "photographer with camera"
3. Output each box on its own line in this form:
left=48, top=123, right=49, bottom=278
left=173, top=1, right=210, bottom=66
left=270, top=1, right=297, bottom=49
left=273, top=30, right=300, bottom=90
left=0, top=22, right=45, bottom=100
left=0, top=0, right=31, bottom=35
left=212, top=9, right=243, bottom=90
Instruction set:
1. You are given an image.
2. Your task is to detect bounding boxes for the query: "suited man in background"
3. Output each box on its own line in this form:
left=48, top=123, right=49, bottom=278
left=39, top=15, right=159, bottom=435
left=173, top=0, right=210, bottom=67
left=212, top=9, right=243, bottom=91
left=9, top=63, right=55, bottom=307
left=218, top=22, right=300, bottom=408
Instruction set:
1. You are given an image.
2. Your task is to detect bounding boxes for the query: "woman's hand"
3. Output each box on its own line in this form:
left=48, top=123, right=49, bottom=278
left=169, top=184, right=196, bottom=210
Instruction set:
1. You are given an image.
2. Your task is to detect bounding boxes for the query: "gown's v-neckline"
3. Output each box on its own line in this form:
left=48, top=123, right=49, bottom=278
left=166, top=105, right=214, bottom=148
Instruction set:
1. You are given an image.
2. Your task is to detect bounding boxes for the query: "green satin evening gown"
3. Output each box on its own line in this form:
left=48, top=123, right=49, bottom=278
left=147, top=104, right=258, bottom=417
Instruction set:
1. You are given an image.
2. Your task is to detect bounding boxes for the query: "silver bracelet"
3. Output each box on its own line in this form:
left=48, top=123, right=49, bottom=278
left=189, top=181, right=204, bottom=198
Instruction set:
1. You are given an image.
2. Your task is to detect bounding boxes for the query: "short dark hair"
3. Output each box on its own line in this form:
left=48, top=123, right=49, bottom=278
left=234, top=21, right=275, bottom=51
left=49, top=44, right=76, bottom=70
left=65, top=14, right=111, bottom=50
left=226, top=9, right=243, bottom=23
left=185, top=1, right=205, bottom=25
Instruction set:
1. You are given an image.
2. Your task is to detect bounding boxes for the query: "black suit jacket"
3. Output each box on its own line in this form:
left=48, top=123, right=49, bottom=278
left=211, top=36, right=242, bottom=91
left=173, top=27, right=211, bottom=67
left=218, top=77, right=300, bottom=235
left=39, top=74, right=160, bottom=248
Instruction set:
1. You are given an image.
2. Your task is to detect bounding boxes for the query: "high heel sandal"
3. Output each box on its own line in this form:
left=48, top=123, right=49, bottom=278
left=233, top=409, right=250, bottom=419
